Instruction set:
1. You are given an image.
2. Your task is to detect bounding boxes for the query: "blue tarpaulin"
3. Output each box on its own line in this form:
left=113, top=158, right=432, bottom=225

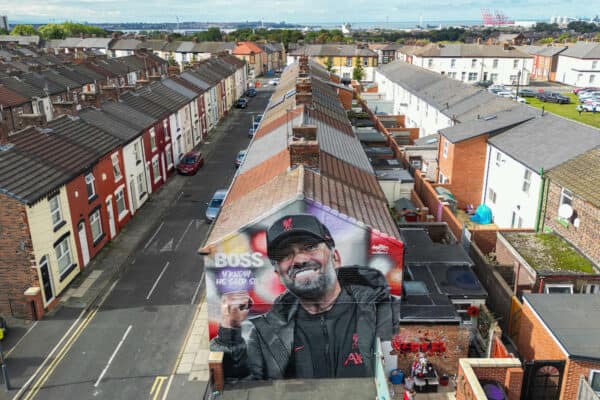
left=470, top=204, right=492, bottom=224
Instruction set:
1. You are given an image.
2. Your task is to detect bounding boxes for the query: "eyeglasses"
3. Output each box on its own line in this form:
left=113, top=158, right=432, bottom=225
left=271, top=241, right=325, bottom=267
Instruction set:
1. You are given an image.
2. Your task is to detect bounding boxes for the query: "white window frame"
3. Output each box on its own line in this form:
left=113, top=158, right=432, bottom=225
left=111, top=153, right=122, bottom=182
left=115, top=185, right=128, bottom=220
left=89, top=209, right=103, bottom=243
left=522, top=169, right=532, bottom=194
left=136, top=173, right=146, bottom=199
left=49, top=195, right=63, bottom=228
left=152, top=156, right=161, bottom=184
left=468, top=72, right=478, bottom=81
left=584, top=284, right=600, bottom=294
left=589, top=370, right=600, bottom=394
left=428, top=58, right=433, bottom=68
left=495, top=151, right=503, bottom=166
left=488, top=188, right=497, bottom=204
left=345, top=57, right=352, bottom=67
left=133, top=142, right=142, bottom=164
left=513, top=59, right=519, bottom=69
left=85, top=173, right=96, bottom=199
left=149, top=127, right=157, bottom=151
left=165, top=144, right=173, bottom=169
left=559, top=188, right=573, bottom=207
left=544, top=284, right=573, bottom=294
left=471, top=59, right=477, bottom=68
left=363, top=58, right=369, bottom=67
left=592, top=61, right=598, bottom=70
left=492, top=59, right=498, bottom=68
left=490, top=73, right=498, bottom=82
left=450, top=59, right=456, bottom=68
left=163, top=120, right=169, bottom=141
left=443, top=140, right=449, bottom=158
left=439, top=171, right=449, bottom=184
left=590, top=75, right=596, bottom=84
left=54, top=237, right=73, bottom=275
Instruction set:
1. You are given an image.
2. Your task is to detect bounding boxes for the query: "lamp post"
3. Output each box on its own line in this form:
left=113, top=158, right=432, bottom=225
left=515, top=70, right=522, bottom=100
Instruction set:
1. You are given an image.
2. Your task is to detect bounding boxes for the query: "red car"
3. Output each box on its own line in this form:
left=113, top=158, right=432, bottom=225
left=177, top=151, right=204, bottom=175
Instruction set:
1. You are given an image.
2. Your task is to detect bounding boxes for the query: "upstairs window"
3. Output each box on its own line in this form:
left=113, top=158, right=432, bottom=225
left=471, top=59, right=477, bottom=68
left=450, top=59, right=456, bottom=68
left=513, top=59, right=519, bottom=69
left=346, top=57, right=352, bottom=67
left=133, top=142, right=142, bottom=164
left=49, top=195, right=63, bottom=228
left=492, top=59, right=498, bottom=68
left=149, top=128, right=157, bottom=151
left=85, top=173, right=96, bottom=200
left=111, top=153, right=122, bottom=181
left=443, top=140, right=449, bottom=158
left=522, top=169, right=532, bottom=194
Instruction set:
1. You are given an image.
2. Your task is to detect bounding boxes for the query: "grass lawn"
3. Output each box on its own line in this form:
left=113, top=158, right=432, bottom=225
left=526, top=93, right=600, bottom=129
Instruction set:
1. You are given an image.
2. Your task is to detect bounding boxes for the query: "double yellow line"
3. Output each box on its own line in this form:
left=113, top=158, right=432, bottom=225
left=150, top=376, right=168, bottom=400
left=20, top=305, right=100, bottom=400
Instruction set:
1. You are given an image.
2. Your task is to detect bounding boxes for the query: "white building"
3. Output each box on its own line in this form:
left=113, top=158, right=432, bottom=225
left=555, top=43, right=600, bottom=87
left=483, top=113, right=600, bottom=228
left=373, top=61, right=517, bottom=137
left=407, top=43, right=533, bottom=86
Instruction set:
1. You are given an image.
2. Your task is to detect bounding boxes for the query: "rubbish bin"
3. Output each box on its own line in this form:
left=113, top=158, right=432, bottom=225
left=390, top=369, right=404, bottom=385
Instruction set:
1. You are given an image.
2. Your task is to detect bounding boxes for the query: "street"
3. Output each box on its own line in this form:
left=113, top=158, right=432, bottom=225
left=0, top=88, right=271, bottom=400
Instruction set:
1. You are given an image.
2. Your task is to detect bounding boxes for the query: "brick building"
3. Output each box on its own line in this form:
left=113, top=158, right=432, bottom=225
left=517, top=294, right=600, bottom=399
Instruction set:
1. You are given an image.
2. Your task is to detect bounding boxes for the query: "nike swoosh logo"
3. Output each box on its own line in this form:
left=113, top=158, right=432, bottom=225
left=294, top=345, right=304, bottom=352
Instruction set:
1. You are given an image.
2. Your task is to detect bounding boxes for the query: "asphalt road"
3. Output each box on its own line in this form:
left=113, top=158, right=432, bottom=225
left=0, top=89, right=271, bottom=400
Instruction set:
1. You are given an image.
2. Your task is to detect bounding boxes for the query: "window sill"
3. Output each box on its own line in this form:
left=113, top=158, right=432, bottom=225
left=53, top=220, right=67, bottom=232
left=118, top=209, right=129, bottom=222
left=114, top=176, right=123, bottom=184
left=139, top=192, right=147, bottom=200
left=136, top=160, right=142, bottom=166
left=92, top=233, right=106, bottom=247
left=88, top=194, right=98, bottom=204
left=59, top=264, right=78, bottom=282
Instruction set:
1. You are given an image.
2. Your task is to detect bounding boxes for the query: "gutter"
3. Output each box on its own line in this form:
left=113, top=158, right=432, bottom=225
left=534, top=167, right=545, bottom=232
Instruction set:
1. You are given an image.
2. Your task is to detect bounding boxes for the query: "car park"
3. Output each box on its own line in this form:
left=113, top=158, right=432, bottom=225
left=578, top=91, right=600, bottom=101
left=176, top=151, right=204, bottom=175
left=205, top=189, right=227, bottom=223
left=235, top=98, right=248, bottom=109
left=537, top=92, right=570, bottom=104
left=245, top=88, right=257, bottom=97
left=573, top=86, right=600, bottom=94
left=496, top=91, right=514, bottom=98
left=514, top=88, right=537, bottom=97
left=576, top=103, right=600, bottom=112
left=235, top=150, right=247, bottom=168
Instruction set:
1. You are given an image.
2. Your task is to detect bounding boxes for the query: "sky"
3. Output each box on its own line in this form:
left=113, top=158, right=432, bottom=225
left=1, top=0, right=585, bottom=24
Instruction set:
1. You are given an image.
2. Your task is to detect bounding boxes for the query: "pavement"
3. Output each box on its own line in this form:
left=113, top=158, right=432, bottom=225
left=0, top=87, right=273, bottom=400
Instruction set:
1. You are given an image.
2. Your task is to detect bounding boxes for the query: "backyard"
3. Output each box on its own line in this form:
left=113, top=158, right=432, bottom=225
left=525, top=92, right=600, bottom=129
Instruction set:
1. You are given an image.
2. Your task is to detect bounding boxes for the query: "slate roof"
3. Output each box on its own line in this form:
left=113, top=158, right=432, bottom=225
left=139, top=81, right=190, bottom=111
left=69, top=64, right=105, bottom=82
left=20, top=72, right=66, bottom=95
left=401, top=228, right=474, bottom=265
left=519, top=45, right=567, bottom=57
left=54, top=66, right=93, bottom=85
left=137, top=39, right=167, bottom=51
left=560, top=43, right=600, bottom=59
left=111, top=39, right=141, bottom=51
left=0, top=85, right=29, bottom=107
left=413, top=134, right=439, bottom=146
left=78, top=37, right=114, bottom=48
left=162, top=78, right=200, bottom=99
left=165, top=75, right=205, bottom=94
left=191, top=42, right=235, bottom=53
left=377, top=61, right=524, bottom=122
left=40, top=69, right=81, bottom=90
left=524, top=294, right=600, bottom=362
left=0, top=76, right=46, bottom=98
left=79, top=108, right=141, bottom=143
left=180, top=71, right=212, bottom=91
left=414, top=43, right=532, bottom=58
left=120, top=91, right=170, bottom=119
left=100, top=100, right=156, bottom=130
left=0, top=35, right=40, bottom=45
left=546, top=148, right=600, bottom=208
left=289, top=44, right=377, bottom=57
left=440, top=107, right=535, bottom=143
left=488, top=112, right=600, bottom=171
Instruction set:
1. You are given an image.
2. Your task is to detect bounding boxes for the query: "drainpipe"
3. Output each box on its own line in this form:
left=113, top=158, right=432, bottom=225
left=534, top=168, right=545, bottom=232
left=482, top=145, right=493, bottom=204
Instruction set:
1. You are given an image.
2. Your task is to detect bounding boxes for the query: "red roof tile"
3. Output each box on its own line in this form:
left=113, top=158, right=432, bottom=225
left=233, top=41, right=264, bottom=55
left=0, top=85, right=28, bottom=107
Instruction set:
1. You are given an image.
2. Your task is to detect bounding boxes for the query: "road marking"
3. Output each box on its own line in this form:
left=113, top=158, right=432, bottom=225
left=161, top=375, right=175, bottom=400
left=94, top=324, right=132, bottom=387
left=175, top=220, right=193, bottom=251
left=176, top=191, right=184, bottom=202
left=16, top=280, right=119, bottom=400
left=144, top=222, right=164, bottom=249
left=150, top=376, right=168, bottom=400
left=5, top=321, right=38, bottom=358
left=146, top=261, right=170, bottom=300
left=160, top=238, right=174, bottom=252
left=190, top=272, right=205, bottom=305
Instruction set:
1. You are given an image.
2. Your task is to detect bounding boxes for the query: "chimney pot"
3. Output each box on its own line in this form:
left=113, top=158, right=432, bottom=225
left=292, top=125, right=317, bottom=141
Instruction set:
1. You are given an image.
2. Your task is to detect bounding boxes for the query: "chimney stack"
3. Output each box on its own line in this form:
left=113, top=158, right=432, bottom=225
left=289, top=125, right=319, bottom=170
left=296, top=77, right=313, bottom=108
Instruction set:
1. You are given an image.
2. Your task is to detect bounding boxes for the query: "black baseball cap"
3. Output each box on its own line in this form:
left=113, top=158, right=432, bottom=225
left=267, top=214, right=334, bottom=260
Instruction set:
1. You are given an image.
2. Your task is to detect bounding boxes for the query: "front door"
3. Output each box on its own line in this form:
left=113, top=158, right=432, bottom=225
left=40, top=260, right=54, bottom=304
left=78, top=221, right=90, bottom=267
left=106, top=198, right=116, bottom=239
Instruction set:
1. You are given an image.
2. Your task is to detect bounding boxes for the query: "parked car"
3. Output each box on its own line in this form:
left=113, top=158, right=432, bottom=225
left=576, top=103, right=600, bottom=112
left=235, top=98, right=248, bottom=109
left=248, top=127, right=256, bottom=138
left=474, top=80, right=494, bottom=88
left=578, top=91, right=600, bottom=101
left=235, top=149, right=247, bottom=168
left=0, top=315, right=6, bottom=340
left=488, top=85, right=508, bottom=94
left=268, top=78, right=280, bottom=86
left=537, top=92, right=570, bottom=104
left=514, top=88, right=537, bottom=98
left=496, top=91, right=514, bottom=98
left=254, top=114, right=263, bottom=124
left=245, top=88, right=257, bottom=97
left=176, top=151, right=204, bottom=175
left=573, top=86, right=600, bottom=94
left=205, top=189, right=227, bottom=223
left=514, top=96, right=527, bottom=104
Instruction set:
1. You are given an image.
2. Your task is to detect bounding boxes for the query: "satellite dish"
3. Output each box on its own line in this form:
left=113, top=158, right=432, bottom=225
left=573, top=218, right=580, bottom=228
left=558, top=204, right=573, bottom=219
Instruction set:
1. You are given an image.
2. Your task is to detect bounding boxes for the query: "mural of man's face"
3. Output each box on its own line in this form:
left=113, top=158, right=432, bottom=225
left=272, top=238, right=341, bottom=300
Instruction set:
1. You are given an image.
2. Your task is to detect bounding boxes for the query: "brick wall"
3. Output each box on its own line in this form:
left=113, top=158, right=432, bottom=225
left=394, top=324, right=470, bottom=376
left=337, top=87, right=353, bottom=110
left=562, top=359, right=600, bottom=400
left=0, top=193, right=38, bottom=318
left=517, top=301, right=566, bottom=362
left=543, top=181, right=600, bottom=266
left=456, top=359, right=523, bottom=400
left=289, top=141, right=319, bottom=169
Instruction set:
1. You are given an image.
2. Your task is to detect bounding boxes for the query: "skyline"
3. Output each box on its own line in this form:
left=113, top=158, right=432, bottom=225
left=0, top=1, right=590, bottom=25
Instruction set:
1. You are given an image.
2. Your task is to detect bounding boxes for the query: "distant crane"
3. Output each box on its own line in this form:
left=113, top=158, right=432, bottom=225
left=481, top=8, right=514, bottom=26
left=176, top=16, right=180, bottom=32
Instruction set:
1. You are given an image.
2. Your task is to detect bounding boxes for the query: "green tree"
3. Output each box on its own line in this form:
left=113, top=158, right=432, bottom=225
left=567, top=21, right=597, bottom=33
left=353, top=57, right=364, bottom=81
left=10, top=24, right=37, bottom=36
left=38, top=24, right=67, bottom=39
left=557, top=32, right=571, bottom=43
left=538, top=37, right=554, bottom=44
left=0, top=28, right=8, bottom=35
left=325, top=57, right=333, bottom=72
left=195, top=27, right=222, bottom=41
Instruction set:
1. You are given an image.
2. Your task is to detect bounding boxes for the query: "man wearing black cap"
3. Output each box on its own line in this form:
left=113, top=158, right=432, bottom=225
left=210, top=214, right=399, bottom=380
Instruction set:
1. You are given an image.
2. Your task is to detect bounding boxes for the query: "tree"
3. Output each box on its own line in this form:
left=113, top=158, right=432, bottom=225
left=38, top=24, right=66, bottom=39
left=352, top=57, right=364, bottom=81
left=567, top=21, right=597, bottom=33
left=538, top=37, right=554, bottom=44
left=11, top=24, right=37, bottom=36
left=557, top=32, right=571, bottom=43
left=325, top=57, right=333, bottom=72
